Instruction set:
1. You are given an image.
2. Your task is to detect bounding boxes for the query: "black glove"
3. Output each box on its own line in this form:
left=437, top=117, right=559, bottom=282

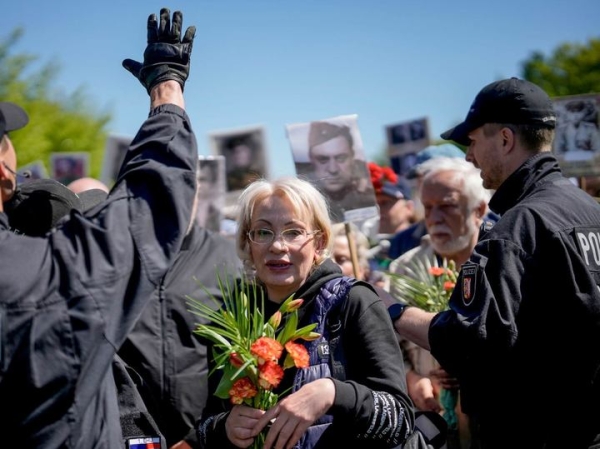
left=123, top=8, right=196, bottom=93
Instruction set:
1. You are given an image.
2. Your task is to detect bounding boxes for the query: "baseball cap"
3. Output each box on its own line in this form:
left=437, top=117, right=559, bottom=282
left=308, top=121, right=353, bottom=149
left=0, top=102, right=29, bottom=137
left=5, top=179, right=83, bottom=236
left=441, top=77, right=556, bottom=146
left=406, top=144, right=465, bottom=179
left=380, top=180, right=411, bottom=200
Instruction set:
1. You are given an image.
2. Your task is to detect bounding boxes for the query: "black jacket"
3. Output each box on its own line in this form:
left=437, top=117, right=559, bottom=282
left=429, top=153, right=600, bottom=449
left=118, top=224, right=242, bottom=447
left=0, top=104, right=198, bottom=448
left=198, top=259, right=413, bottom=448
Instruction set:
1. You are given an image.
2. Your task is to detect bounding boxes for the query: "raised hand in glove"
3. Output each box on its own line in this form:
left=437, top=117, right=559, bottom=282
left=123, top=8, right=196, bottom=93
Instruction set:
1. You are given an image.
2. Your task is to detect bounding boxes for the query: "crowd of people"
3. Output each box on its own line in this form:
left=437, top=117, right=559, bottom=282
left=1, top=7, right=600, bottom=449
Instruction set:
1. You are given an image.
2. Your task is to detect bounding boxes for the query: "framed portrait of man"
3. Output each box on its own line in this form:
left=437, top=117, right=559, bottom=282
left=552, top=93, right=600, bottom=177
left=285, top=113, right=378, bottom=224
left=385, top=117, right=431, bottom=166
left=208, top=125, right=268, bottom=194
left=50, top=152, right=89, bottom=186
left=196, top=155, right=226, bottom=233
left=101, top=135, right=133, bottom=187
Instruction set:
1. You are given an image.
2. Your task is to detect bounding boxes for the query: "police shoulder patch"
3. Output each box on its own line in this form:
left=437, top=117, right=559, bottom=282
left=460, top=262, right=478, bottom=306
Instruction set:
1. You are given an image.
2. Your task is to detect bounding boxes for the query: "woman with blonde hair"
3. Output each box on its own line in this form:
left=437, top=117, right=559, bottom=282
left=197, top=176, right=414, bottom=449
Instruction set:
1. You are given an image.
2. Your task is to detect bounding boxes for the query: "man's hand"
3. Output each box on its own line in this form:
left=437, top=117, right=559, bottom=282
left=123, top=8, right=196, bottom=94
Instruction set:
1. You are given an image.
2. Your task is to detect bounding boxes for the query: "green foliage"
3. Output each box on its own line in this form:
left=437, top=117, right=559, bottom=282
left=521, top=37, right=600, bottom=97
left=0, top=27, right=112, bottom=180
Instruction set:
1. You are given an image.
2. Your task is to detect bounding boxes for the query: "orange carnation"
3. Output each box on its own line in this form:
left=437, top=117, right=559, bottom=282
left=229, top=352, right=244, bottom=368
left=258, top=360, right=284, bottom=389
left=285, top=341, right=310, bottom=368
left=429, top=266, right=446, bottom=277
left=251, top=337, right=283, bottom=364
left=229, top=377, right=257, bottom=404
left=443, top=281, right=456, bottom=292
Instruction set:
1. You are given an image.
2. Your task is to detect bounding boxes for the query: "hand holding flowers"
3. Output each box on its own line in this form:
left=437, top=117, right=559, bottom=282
left=187, top=275, right=320, bottom=448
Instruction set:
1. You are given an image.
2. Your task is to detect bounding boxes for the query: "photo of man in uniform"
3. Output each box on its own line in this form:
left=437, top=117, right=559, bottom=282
left=286, top=115, right=377, bottom=223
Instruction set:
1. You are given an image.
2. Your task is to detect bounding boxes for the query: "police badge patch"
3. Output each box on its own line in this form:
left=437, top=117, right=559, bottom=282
left=461, top=263, right=478, bottom=306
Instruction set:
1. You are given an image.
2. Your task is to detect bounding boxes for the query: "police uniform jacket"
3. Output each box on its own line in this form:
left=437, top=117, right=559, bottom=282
left=429, top=153, right=600, bottom=448
left=0, top=104, right=198, bottom=449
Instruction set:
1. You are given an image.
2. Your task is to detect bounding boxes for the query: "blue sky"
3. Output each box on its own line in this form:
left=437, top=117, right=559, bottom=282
left=5, top=1, right=599, bottom=178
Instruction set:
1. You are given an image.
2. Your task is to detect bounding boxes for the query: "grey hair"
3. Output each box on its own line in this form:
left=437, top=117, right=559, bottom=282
left=418, top=156, right=491, bottom=212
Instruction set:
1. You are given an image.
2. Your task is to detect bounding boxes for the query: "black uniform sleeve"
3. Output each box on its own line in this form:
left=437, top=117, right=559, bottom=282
left=429, top=238, right=524, bottom=378
left=0, top=104, right=198, bottom=446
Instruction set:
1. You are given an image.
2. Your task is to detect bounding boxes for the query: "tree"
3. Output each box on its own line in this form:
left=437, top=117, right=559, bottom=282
left=0, top=28, right=112, bottom=180
left=521, top=37, right=600, bottom=97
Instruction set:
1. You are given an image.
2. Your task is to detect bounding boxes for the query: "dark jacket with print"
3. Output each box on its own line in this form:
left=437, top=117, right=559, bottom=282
left=429, top=153, right=600, bottom=449
left=118, top=224, right=242, bottom=447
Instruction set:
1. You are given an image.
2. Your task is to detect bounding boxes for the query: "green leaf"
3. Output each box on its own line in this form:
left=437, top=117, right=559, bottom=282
left=276, top=311, right=298, bottom=344
left=290, top=323, right=318, bottom=340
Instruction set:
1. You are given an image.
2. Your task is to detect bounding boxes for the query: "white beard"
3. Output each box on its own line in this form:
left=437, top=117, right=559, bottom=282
left=429, top=219, right=477, bottom=257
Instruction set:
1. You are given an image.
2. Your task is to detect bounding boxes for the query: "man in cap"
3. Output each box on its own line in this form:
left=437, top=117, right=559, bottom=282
left=389, top=77, right=600, bottom=448
left=307, top=120, right=376, bottom=222
left=0, top=8, right=199, bottom=448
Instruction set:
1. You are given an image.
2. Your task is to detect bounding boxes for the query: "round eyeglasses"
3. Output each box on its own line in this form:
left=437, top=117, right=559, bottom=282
left=247, top=228, right=320, bottom=245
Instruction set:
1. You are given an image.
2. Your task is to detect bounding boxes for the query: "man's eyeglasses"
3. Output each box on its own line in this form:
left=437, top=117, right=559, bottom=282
left=3, top=162, right=31, bottom=183
left=247, top=228, right=320, bottom=245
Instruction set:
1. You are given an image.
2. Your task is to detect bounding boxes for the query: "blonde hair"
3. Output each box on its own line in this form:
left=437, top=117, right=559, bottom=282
left=236, top=177, right=333, bottom=271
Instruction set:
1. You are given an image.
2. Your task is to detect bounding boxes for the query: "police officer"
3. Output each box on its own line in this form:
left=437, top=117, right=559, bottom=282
left=389, top=77, right=600, bottom=448
left=0, top=8, right=197, bottom=448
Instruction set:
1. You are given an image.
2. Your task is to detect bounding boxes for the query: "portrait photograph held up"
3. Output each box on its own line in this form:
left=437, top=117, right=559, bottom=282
left=285, top=114, right=378, bottom=224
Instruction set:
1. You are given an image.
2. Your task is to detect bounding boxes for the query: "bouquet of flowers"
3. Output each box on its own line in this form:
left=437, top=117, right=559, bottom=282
left=387, top=256, right=457, bottom=313
left=387, top=256, right=459, bottom=430
left=187, top=274, right=320, bottom=448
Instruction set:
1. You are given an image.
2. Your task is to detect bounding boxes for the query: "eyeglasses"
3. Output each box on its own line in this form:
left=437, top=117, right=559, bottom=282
left=247, top=228, right=320, bottom=245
